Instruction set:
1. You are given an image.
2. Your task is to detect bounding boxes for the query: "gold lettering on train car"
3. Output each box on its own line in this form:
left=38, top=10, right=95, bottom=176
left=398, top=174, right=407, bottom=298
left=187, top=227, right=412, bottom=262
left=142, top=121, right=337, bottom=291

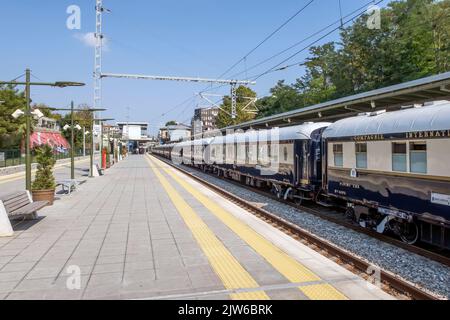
left=405, top=130, right=450, bottom=139
left=353, top=134, right=385, bottom=141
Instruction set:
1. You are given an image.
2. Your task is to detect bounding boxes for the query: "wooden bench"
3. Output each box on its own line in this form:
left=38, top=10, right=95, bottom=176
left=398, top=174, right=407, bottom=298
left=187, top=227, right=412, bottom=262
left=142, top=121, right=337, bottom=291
left=0, top=191, right=48, bottom=220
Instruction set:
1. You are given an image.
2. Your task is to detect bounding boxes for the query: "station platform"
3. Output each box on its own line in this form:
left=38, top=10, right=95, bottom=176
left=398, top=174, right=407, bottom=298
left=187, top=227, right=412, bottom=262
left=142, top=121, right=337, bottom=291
left=0, top=155, right=394, bottom=300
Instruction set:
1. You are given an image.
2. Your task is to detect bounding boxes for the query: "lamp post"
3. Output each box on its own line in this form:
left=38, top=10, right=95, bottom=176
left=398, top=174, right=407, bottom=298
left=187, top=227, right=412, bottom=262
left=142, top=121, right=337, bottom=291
left=41, top=104, right=105, bottom=181
left=1, top=69, right=85, bottom=191
left=83, top=127, right=87, bottom=157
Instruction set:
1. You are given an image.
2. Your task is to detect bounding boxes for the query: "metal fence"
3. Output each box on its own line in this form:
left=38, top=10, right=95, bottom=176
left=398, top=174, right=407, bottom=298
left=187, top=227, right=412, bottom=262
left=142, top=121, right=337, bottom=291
left=0, top=149, right=88, bottom=168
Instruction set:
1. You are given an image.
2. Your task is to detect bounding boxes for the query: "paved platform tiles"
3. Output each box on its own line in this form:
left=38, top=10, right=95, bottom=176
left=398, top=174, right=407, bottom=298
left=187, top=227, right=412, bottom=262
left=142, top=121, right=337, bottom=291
left=0, top=155, right=394, bottom=300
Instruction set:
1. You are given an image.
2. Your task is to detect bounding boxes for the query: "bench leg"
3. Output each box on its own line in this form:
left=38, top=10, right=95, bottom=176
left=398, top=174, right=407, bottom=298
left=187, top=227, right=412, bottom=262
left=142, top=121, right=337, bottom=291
left=26, top=212, right=39, bottom=220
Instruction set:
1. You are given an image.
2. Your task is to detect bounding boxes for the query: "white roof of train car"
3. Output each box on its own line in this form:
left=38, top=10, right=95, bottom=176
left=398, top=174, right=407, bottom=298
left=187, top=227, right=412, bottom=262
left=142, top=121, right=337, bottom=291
left=208, top=122, right=330, bottom=145
left=323, top=101, right=450, bottom=138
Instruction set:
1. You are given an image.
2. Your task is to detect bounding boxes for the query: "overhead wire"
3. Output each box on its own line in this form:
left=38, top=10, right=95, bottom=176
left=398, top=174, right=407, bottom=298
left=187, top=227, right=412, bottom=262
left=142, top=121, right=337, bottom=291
left=249, top=0, right=386, bottom=81
left=221, top=0, right=377, bottom=82
left=216, top=0, right=317, bottom=79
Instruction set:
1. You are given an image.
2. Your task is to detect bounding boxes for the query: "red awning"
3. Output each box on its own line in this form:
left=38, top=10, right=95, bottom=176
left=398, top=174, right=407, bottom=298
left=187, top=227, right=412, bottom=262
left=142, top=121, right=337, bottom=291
left=30, top=132, right=70, bottom=150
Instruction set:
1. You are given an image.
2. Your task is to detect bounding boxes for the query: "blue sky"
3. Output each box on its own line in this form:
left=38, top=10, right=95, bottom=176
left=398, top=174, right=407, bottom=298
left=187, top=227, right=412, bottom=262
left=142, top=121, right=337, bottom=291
left=0, top=0, right=387, bottom=135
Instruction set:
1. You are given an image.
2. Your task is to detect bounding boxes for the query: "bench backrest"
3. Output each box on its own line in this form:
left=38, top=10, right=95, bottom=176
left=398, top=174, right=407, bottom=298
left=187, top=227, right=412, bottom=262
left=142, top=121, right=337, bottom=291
left=0, top=191, right=32, bottom=214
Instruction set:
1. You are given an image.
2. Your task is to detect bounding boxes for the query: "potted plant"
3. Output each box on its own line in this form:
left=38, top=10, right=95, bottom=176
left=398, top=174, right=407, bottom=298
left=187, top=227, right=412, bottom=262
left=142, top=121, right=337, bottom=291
left=31, top=144, right=56, bottom=205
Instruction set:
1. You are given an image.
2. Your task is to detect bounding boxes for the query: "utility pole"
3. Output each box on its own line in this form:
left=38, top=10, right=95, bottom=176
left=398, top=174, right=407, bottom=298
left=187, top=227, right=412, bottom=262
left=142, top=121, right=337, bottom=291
left=94, top=0, right=104, bottom=118
left=70, top=101, right=75, bottom=179
left=83, top=126, right=86, bottom=157
left=94, top=0, right=110, bottom=169
left=90, top=119, right=94, bottom=177
left=230, top=83, right=237, bottom=119
left=25, top=69, right=31, bottom=191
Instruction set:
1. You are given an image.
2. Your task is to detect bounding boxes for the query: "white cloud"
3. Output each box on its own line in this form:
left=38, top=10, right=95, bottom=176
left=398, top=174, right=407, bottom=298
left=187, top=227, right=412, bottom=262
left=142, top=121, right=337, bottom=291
left=74, top=32, right=109, bottom=51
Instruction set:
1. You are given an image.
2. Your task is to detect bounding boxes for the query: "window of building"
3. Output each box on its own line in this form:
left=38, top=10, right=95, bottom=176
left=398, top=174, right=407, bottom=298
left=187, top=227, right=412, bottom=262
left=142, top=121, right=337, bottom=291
left=333, top=144, right=343, bottom=167
left=283, top=146, right=288, bottom=162
left=392, top=143, right=407, bottom=172
left=410, top=142, right=427, bottom=174
left=355, top=143, right=367, bottom=169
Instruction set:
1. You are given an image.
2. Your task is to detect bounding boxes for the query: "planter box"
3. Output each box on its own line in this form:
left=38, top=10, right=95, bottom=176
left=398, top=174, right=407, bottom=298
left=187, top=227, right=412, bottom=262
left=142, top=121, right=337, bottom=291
left=32, top=189, right=55, bottom=206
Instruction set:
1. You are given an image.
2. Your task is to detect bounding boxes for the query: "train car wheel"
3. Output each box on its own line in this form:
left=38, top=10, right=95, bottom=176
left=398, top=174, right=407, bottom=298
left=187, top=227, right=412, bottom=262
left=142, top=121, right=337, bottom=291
left=398, top=222, right=419, bottom=245
left=345, top=207, right=356, bottom=221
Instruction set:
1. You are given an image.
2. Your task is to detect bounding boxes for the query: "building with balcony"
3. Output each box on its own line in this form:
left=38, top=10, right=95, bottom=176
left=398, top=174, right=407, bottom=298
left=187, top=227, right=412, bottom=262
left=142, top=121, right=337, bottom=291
left=191, top=107, right=219, bottom=135
left=159, top=124, right=191, bottom=144
left=116, top=122, right=151, bottom=153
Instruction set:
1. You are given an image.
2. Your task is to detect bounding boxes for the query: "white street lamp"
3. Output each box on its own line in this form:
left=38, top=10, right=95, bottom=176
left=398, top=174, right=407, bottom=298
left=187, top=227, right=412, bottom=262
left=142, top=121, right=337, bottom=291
left=12, top=109, right=25, bottom=119
left=31, top=109, right=44, bottom=119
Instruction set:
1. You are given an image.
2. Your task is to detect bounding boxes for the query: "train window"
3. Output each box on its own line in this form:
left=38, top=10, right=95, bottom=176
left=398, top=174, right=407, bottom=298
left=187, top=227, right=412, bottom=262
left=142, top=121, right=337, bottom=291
left=410, top=142, right=427, bottom=174
left=283, top=147, right=288, bottom=162
left=355, top=143, right=367, bottom=169
left=392, top=143, right=407, bottom=172
left=333, top=144, right=343, bottom=167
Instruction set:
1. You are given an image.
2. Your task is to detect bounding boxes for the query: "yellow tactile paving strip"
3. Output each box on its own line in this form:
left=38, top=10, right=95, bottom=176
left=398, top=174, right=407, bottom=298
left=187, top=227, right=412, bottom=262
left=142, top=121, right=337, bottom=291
left=148, top=155, right=347, bottom=300
left=145, top=156, right=269, bottom=300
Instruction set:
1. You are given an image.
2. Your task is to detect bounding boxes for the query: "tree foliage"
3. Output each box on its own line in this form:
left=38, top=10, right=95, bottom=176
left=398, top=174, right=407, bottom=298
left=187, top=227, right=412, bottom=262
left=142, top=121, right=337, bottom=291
left=0, top=86, right=27, bottom=149
left=257, top=0, right=450, bottom=118
left=216, top=86, right=258, bottom=128
left=165, top=120, right=178, bottom=126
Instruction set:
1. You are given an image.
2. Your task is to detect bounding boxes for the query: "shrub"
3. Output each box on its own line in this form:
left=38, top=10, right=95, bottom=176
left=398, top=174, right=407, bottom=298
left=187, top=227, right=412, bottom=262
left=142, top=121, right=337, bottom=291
left=32, top=144, right=56, bottom=190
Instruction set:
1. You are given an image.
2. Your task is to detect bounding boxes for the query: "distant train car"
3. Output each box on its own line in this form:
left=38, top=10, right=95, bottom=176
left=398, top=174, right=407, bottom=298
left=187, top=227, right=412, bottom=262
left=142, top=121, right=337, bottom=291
left=181, top=140, right=193, bottom=165
left=322, top=101, right=450, bottom=248
left=210, top=123, right=330, bottom=203
left=152, top=144, right=174, bottom=160
left=193, top=138, right=213, bottom=169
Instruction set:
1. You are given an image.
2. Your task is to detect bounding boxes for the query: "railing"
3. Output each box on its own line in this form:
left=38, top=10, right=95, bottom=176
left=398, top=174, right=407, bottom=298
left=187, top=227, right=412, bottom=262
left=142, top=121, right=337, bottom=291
left=0, top=149, right=90, bottom=168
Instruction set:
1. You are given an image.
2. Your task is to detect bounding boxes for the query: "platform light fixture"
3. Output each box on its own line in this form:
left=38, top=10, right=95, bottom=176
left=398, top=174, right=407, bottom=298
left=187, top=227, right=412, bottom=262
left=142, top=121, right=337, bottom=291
left=1, top=69, right=85, bottom=190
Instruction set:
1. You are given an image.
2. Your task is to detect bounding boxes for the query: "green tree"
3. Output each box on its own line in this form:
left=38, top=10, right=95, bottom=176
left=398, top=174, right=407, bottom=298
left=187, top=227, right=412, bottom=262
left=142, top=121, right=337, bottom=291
left=165, top=121, right=177, bottom=126
left=257, top=81, right=302, bottom=117
left=216, top=86, right=258, bottom=128
left=0, top=86, right=27, bottom=149
left=256, top=0, right=450, bottom=119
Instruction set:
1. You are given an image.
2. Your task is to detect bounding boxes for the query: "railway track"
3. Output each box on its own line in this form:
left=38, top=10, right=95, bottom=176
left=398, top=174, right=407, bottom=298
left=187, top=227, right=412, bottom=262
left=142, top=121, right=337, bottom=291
left=151, top=154, right=444, bottom=300
left=219, top=176, right=450, bottom=268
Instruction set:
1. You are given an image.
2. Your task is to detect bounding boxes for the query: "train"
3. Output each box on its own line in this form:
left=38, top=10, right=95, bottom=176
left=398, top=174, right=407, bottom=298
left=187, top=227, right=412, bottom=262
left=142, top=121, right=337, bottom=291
left=152, top=101, right=450, bottom=249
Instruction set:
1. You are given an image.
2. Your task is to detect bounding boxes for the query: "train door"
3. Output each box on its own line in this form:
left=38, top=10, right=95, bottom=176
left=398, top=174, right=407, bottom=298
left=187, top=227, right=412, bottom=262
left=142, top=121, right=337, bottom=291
left=294, top=140, right=302, bottom=185
left=295, top=140, right=309, bottom=185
